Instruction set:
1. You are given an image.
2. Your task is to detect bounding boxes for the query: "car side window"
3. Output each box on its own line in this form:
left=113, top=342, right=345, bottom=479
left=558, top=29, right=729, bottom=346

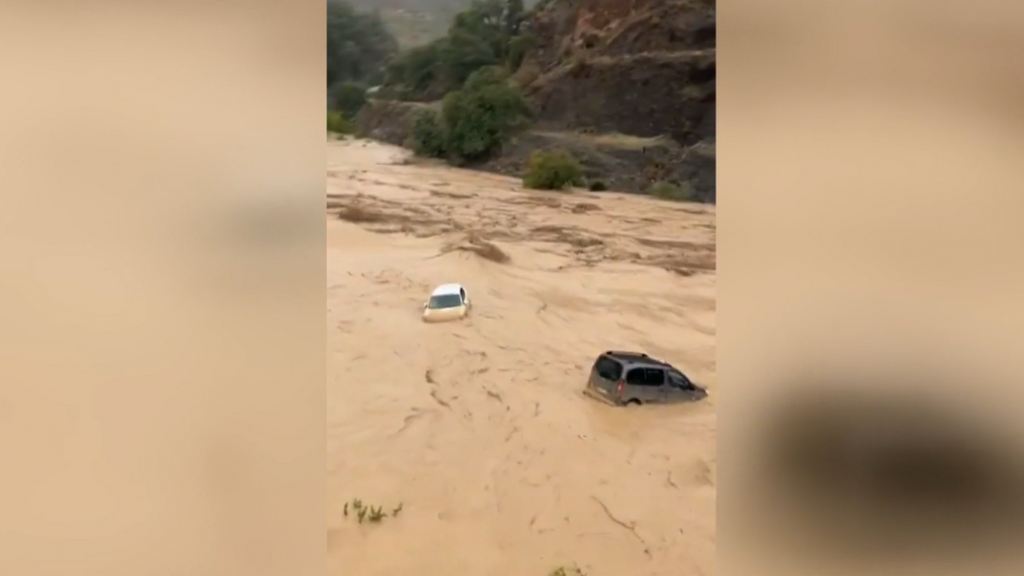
left=625, top=368, right=647, bottom=386
left=644, top=368, right=666, bottom=386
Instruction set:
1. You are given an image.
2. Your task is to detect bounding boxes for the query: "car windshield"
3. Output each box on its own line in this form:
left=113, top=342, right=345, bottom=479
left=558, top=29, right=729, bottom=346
left=428, top=294, right=463, bottom=309
left=669, top=370, right=690, bottom=385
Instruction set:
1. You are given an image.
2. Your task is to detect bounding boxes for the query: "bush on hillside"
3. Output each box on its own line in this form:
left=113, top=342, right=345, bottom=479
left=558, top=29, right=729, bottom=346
left=408, top=66, right=530, bottom=163
left=523, top=149, right=584, bottom=190
left=588, top=180, right=608, bottom=191
left=506, top=33, right=536, bottom=72
left=440, top=72, right=530, bottom=162
left=463, top=65, right=511, bottom=91
left=412, top=110, right=447, bottom=158
left=327, top=111, right=355, bottom=135
left=650, top=180, right=698, bottom=201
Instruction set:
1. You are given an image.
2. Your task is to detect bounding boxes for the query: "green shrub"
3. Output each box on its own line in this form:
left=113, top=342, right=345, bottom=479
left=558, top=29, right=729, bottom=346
left=506, top=34, right=536, bottom=72
left=328, top=82, right=368, bottom=118
left=463, top=65, right=510, bottom=91
left=650, top=180, right=697, bottom=201
left=412, top=110, right=448, bottom=158
left=588, top=180, right=608, bottom=191
left=327, top=111, right=355, bottom=135
left=523, top=149, right=584, bottom=190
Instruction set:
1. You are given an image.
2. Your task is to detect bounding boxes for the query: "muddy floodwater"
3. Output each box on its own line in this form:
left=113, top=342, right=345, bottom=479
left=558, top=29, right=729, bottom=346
left=327, top=139, right=716, bottom=576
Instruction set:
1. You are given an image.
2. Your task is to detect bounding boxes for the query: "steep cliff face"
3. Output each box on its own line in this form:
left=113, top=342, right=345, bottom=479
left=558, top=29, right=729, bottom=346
left=518, top=0, right=715, bottom=148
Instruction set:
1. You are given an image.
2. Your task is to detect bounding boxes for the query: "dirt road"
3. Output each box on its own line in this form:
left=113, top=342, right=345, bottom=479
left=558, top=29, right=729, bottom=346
left=326, top=139, right=716, bottom=576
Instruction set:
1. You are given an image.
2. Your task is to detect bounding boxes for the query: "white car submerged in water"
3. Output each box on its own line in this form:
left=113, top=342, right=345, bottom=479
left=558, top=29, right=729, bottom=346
left=422, top=283, right=472, bottom=323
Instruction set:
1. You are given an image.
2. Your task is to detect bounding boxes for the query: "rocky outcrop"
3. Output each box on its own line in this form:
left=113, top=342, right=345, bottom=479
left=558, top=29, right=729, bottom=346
left=524, top=50, right=714, bottom=145
left=517, top=0, right=716, bottom=200
left=354, top=99, right=438, bottom=147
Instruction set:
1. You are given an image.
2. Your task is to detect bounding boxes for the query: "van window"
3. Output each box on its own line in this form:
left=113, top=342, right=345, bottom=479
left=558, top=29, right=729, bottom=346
left=626, top=367, right=666, bottom=386
left=625, top=368, right=646, bottom=385
left=594, top=356, right=623, bottom=380
left=643, top=368, right=666, bottom=386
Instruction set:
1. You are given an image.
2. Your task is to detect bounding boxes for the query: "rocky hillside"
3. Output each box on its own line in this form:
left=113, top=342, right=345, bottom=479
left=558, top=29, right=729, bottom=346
left=519, top=0, right=716, bottom=200
left=356, top=0, right=716, bottom=201
left=518, top=0, right=715, bottom=146
left=356, top=100, right=439, bottom=146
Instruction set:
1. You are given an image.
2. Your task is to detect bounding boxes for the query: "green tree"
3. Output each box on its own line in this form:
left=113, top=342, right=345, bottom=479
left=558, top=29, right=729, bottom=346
left=441, top=67, right=530, bottom=162
left=503, top=0, right=526, bottom=37
left=440, top=29, right=501, bottom=87
left=385, top=39, right=447, bottom=96
left=381, top=0, right=534, bottom=100
left=327, top=1, right=399, bottom=110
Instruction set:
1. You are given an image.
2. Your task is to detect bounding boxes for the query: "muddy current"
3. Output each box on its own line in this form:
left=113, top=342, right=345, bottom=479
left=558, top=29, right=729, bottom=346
left=326, top=139, right=716, bottom=576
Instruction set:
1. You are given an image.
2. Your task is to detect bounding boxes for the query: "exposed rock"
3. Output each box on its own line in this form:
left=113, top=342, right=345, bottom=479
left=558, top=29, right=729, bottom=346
left=518, top=0, right=716, bottom=200
left=355, top=99, right=439, bottom=147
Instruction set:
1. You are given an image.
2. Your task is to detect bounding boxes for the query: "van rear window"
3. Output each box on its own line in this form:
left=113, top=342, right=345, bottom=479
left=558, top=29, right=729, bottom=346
left=594, top=356, right=623, bottom=380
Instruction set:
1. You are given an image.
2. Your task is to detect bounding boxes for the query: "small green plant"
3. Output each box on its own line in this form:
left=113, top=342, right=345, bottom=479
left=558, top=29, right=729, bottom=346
left=344, top=498, right=403, bottom=525
left=650, top=180, right=697, bottom=202
left=523, top=149, right=584, bottom=190
left=367, top=506, right=386, bottom=523
left=327, top=111, right=355, bottom=135
left=587, top=180, right=607, bottom=191
left=548, top=564, right=585, bottom=576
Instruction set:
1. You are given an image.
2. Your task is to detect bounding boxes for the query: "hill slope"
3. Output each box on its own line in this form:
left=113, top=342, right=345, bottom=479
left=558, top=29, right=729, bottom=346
left=356, top=0, right=716, bottom=201
left=519, top=0, right=714, bottom=144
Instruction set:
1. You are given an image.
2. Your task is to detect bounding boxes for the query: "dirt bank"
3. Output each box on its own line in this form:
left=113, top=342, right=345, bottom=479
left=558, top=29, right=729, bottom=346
left=327, top=138, right=716, bottom=576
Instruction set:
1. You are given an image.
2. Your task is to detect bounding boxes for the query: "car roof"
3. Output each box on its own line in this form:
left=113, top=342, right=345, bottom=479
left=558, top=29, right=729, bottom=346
left=601, top=350, right=670, bottom=367
left=431, top=283, right=464, bottom=296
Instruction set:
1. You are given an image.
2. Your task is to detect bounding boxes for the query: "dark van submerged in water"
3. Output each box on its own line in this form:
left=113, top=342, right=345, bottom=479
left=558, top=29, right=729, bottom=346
left=584, top=350, right=707, bottom=406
